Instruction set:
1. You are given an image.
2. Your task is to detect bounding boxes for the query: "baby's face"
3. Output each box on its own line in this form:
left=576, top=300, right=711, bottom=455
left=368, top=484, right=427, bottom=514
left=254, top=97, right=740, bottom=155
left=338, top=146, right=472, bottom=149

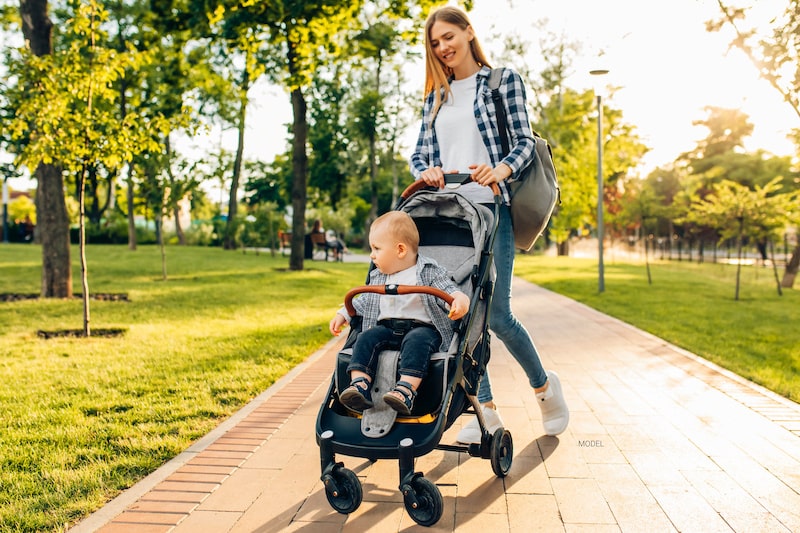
left=369, top=224, right=404, bottom=275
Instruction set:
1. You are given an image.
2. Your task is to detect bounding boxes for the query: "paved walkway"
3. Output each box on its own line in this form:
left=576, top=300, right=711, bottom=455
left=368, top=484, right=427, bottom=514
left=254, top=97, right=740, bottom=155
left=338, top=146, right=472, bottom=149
left=71, top=279, right=800, bottom=532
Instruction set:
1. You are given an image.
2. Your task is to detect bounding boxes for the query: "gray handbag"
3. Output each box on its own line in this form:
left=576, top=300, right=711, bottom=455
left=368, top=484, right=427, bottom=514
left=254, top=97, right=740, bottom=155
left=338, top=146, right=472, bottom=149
left=489, top=68, right=560, bottom=251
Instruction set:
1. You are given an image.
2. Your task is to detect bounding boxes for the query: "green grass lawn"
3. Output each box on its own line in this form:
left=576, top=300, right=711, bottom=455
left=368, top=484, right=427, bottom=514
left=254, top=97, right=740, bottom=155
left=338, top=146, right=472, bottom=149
left=1, top=244, right=798, bottom=531
left=514, top=254, right=800, bottom=403
left=0, top=244, right=368, bottom=532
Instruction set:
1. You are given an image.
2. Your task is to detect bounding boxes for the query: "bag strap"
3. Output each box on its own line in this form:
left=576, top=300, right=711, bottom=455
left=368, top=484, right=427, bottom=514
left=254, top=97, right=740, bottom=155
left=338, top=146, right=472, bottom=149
left=488, top=68, right=511, bottom=157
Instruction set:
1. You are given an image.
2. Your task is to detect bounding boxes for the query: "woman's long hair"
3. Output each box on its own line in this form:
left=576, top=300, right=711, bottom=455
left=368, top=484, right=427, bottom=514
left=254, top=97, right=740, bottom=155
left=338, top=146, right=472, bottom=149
left=423, top=6, right=492, bottom=120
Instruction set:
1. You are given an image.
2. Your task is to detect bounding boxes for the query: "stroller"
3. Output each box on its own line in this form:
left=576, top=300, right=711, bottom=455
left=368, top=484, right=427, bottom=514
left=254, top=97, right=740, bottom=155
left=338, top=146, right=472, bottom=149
left=315, top=177, right=513, bottom=527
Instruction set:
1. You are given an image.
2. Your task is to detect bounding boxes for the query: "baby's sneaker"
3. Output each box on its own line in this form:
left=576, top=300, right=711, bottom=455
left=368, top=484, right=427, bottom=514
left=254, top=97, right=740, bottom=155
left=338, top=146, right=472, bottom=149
left=456, top=405, right=504, bottom=444
left=537, top=370, right=569, bottom=436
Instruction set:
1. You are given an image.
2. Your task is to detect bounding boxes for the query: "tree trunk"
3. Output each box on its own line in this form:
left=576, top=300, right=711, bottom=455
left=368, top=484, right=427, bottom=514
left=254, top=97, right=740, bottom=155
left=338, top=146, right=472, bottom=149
left=79, top=164, right=90, bottom=336
left=164, top=136, right=185, bottom=245
left=118, top=67, right=136, bottom=250
left=770, top=240, right=783, bottom=296
left=20, top=0, right=51, bottom=55
left=223, top=67, right=250, bottom=250
left=21, top=0, right=72, bottom=297
left=780, top=241, right=799, bottom=288
left=37, top=164, right=72, bottom=297
left=289, top=86, right=308, bottom=272
left=172, top=205, right=185, bottom=245
left=126, top=163, right=137, bottom=250
left=366, top=53, right=383, bottom=249
left=735, top=217, right=744, bottom=301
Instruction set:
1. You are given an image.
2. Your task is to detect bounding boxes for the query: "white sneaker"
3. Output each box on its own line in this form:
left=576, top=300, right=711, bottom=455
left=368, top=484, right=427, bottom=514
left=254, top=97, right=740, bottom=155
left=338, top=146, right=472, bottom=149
left=456, top=405, right=504, bottom=444
left=538, top=371, right=569, bottom=436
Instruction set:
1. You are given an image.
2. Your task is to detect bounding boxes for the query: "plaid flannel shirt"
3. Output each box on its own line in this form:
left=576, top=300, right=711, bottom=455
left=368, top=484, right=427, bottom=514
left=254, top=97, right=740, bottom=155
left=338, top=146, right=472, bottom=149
left=345, top=255, right=460, bottom=352
left=409, top=65, right=536, bottom=205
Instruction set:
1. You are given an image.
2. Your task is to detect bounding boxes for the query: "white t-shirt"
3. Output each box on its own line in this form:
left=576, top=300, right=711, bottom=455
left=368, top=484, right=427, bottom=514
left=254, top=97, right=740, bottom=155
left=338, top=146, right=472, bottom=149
left=435, top=72, right=495, bottom=205
left=377, top=264, right=430, bottom=323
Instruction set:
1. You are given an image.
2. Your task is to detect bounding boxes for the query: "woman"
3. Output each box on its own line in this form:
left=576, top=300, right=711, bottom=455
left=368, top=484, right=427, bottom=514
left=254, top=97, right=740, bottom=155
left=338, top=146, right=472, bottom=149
left=310, top=219, right=345, bottom=260
left=409, top=5, right=568, bottom=442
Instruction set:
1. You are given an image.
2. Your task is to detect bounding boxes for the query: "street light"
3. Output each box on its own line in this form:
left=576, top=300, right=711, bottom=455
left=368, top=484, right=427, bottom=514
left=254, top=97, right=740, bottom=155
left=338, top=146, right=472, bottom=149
left=590, top=68, right=609, bottom=293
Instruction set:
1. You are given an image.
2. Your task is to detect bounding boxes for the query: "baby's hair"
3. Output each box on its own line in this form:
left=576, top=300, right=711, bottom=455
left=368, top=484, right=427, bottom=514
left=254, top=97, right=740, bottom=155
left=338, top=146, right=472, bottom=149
left=373, top=211, right=420, bottom=253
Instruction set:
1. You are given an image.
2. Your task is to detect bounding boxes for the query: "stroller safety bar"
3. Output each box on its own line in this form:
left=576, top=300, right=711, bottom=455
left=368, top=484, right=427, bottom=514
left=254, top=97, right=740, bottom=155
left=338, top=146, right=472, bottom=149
left=343, top=285, right=454, bottom=317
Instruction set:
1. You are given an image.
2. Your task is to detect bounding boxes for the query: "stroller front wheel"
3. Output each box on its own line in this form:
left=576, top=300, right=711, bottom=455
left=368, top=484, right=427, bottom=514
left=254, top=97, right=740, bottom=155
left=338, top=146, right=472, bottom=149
left=402, top=476, right=443, bottom=526
left=490, top=428, right=513, bottom=477
left=323, top=466, right=362, bottom=514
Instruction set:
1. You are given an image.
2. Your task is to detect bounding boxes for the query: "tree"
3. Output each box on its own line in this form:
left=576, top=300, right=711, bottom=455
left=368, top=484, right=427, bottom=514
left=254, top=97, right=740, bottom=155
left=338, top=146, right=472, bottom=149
left=223, top=0, right=365, bottom=269
left=9, top=0, right=165, bottom=333
left=687, top=178, right=793, bottom=299
left=228, top=0, right=445, bottom=269
left=672, top=106, right=799, bottom=264
left=15, top=0, right=71, bottom=298
left=308, top=65, right=350, bottom=210
left=710, top=0, right=800, bottom=287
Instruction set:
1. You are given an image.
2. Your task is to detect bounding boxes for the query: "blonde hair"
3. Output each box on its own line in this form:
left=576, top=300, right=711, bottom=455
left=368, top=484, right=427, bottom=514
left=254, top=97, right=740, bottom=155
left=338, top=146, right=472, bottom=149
left=423, top=5, right=491, bottom=119
left=372, top=211, right=419, bottom=253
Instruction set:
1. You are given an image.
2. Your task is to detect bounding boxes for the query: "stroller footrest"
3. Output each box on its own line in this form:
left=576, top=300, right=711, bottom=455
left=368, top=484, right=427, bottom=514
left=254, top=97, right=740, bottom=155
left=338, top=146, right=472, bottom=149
left=361, top=350, right=400, bottom=438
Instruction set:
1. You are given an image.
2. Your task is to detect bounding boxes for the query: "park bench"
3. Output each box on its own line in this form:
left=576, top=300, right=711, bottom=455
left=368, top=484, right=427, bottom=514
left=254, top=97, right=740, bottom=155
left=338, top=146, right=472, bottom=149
left=308, top=232, right=341, bottom=261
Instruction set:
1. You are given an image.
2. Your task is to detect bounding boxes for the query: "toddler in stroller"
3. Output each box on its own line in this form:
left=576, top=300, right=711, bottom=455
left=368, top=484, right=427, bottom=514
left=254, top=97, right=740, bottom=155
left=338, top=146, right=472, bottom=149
left=329, top=210, right=470, bottom=416
left=316, top=178, right=513, bottom=527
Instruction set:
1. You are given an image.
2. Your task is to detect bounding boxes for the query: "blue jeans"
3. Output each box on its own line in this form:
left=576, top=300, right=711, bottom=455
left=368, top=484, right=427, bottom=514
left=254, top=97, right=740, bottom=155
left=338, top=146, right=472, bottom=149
left=477, top=204, right=548, bottom=403
left=348, top=324, right=442, bottom=380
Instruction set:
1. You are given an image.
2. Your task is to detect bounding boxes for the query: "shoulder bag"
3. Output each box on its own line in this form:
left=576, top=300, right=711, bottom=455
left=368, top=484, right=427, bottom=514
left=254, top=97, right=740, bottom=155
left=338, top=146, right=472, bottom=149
left=488, top=68, right=560, bottom=251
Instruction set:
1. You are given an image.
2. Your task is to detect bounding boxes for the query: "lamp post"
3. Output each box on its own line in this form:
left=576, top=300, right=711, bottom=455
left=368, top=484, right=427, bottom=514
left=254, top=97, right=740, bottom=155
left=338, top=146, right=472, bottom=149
left=590, top=68, right=609, bottom=293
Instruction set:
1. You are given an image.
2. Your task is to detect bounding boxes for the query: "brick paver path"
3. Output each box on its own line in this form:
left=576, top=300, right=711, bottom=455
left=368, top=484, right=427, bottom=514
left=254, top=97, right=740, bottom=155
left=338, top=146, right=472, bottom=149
left=72, top=279, right=800, bottom=532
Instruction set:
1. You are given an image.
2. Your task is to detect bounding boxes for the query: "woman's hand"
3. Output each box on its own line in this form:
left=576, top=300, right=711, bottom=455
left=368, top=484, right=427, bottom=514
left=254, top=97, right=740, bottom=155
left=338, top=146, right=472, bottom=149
left=420, top=167, right=463, bottom=189
left=420, top=166, right=445, bottom=188
left=469, top=163, right=511, bottom=186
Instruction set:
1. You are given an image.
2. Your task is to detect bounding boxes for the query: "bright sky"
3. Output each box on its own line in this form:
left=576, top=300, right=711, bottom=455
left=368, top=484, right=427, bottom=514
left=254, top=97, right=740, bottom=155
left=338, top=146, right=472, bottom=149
left=230, top=0, right=796, bottom=181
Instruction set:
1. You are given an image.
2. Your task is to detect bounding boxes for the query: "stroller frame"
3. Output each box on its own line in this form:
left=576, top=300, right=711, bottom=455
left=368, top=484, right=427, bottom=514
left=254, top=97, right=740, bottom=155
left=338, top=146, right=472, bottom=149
left=315, top=178, right=513, bottom=526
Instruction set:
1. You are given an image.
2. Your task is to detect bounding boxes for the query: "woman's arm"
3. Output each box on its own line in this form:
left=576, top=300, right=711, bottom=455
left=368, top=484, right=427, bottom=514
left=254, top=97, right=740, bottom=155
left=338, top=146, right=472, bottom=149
left=409, top=91, right=437, bottom=179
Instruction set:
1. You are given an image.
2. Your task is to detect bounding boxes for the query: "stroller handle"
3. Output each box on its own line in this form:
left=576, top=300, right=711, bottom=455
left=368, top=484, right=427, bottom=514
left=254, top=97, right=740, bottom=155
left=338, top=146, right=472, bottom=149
left=343, top=285, right=454, bottom=317
left=401, top=175, right=501, bottom=199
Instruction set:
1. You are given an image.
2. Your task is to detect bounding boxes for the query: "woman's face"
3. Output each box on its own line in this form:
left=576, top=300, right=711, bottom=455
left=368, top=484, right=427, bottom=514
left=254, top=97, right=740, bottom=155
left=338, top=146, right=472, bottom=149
left=429, top=20, right=475, bottom=73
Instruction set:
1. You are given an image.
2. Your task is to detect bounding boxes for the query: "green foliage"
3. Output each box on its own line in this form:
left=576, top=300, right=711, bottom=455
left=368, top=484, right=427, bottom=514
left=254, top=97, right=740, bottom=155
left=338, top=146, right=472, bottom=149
left=5, top=0, right=168, bottom=174
left=243, top=158, right=289, bottom=209
left=687, top=177, right=794, bottom=244
left=239, top=201, right=286, bottom=250
left=8, top=194, right=36, bottom=224
left=183, top=221, right=216, bottom=246
left=308, top=67, right=350, bottom=208
left=68, top=214, right=157, bottom=245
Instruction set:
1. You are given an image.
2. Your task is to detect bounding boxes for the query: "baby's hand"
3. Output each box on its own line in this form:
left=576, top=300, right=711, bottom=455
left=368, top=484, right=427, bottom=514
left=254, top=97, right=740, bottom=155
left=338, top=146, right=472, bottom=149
left=329, top=314, right=348, bottom=336
left=447, top=292, right=470, bottom=320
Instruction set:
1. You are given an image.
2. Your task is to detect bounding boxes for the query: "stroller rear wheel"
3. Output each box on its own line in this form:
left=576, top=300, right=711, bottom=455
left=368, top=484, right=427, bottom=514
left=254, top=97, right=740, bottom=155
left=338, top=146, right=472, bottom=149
left=402, top=476, right=443, bottom=526
left=490, top=428, right=513, bottom=477
left=323, top=466, right=362, bottom=514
